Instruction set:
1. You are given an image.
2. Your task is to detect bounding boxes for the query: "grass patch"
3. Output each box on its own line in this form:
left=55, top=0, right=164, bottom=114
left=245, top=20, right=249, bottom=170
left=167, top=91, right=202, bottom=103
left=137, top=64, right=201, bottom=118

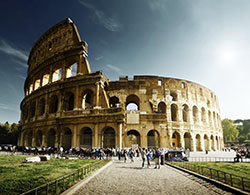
left=0, top=155, right=101, bottom=195
left=171, top=161, right=250, bottom=192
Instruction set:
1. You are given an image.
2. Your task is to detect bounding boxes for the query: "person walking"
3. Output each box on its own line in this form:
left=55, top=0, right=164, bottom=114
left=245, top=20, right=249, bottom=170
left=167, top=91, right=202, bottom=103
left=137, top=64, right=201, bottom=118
left=154, top=148, right=161, bottom=169
left=146, top=149, right=151, bottom=168
left=141, top=148, right=146, bottom=168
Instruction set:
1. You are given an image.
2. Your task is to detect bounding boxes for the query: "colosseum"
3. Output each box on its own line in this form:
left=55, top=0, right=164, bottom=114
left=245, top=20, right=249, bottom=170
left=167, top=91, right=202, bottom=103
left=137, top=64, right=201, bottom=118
left=18, top=18, right=224, bottom=151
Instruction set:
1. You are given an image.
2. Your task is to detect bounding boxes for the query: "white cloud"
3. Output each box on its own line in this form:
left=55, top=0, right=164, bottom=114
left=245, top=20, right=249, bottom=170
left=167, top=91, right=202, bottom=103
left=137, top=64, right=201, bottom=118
left=148, top=0, right=168, bottom=12
left=95, top=56, right=104, bottom=61
left=0, top=103, right=17, bottom=111
left=12, top=58, right=28, bottom=68
left=0, top=39, right=28, bottom=62
left=106, top=64, right=121, bottom=73
left=78, top=0, right=122, bottom=32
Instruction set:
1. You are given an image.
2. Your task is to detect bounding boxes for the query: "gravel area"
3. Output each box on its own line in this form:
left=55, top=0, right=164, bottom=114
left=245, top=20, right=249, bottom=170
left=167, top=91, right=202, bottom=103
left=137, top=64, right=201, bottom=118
left=73, top=157, right=234, bottom=195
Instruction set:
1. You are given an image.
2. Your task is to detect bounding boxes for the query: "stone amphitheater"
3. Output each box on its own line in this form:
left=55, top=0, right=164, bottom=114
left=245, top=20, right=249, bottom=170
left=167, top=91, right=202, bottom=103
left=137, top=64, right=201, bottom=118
left=18, top=18, right=224, bottom=151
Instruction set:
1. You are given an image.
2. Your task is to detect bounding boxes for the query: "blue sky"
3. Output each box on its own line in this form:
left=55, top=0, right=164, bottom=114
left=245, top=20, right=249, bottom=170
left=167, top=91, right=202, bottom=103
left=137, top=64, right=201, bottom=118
left=0, top=0, right=249, bottom=123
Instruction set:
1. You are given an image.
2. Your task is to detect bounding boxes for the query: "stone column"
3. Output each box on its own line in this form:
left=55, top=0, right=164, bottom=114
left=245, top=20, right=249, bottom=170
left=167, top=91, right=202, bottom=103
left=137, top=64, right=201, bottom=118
left=191, top=134, right=196, bottom=152
left=168, top=129, right=172, bottom=148
left=141, top=125, right=147, bottom=148
left=117, top=123, right=123, bottom=149
left=178, top=105, right=183, bottom=122
left=188, top=109, right=193, bottom=125
left=42, top=134, right=46, bottom=146
left=166, top=104, right=171, bottom=122
left=55, top=133, right=59, bottom=148
left=180, top=132, right=185, bottom=149
left=94, top=123, right=100, bottom=148
left=72, top=125, right=77, bottom=147
left=32, top=130, right=36, bottom=147
left=75, top=85, right=79, bottom=109
left=95, top=82, right=100, bottom=108
left=49, top=66, right=53, bottom=83
left=200, top=135, right=205, bottom=151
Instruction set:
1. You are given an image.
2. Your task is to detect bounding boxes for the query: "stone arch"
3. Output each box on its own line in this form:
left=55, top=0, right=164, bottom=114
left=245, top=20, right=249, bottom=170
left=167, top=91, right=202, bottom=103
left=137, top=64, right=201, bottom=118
left=210, top=135, right=215, bottom=150
left=170, top=91, right=178, bottom=101
left=208, top=111, right=212, bottom=125
left=35, top=130, right=43, bottom=147
left=80, top=127, right=93, bottom=149
left=184, top=132, right=191, bottom=150
left=182, top=104, right=189, bottom=122
left=204, top=134, right=209, bottom=151
left=196, top=134, right=201, bottom=151
left=158, top=102, right=166, bottom=113
left=172, top=131, right=180, bottom=148
left=147, top=130, right=160, bottom=148
left=66, top=62, right=77, bottom=78
left=171, top=104, right=178, bottom=121
left=201, top=107, right=206, bottom=123
left=62, top=128, right=72, bottom=150
left=38, top=98, right=45, bottom=116
left=47, top=129, right=56, bottom=147
left=102, top=127, right=116, bottom=148
left=34, top=79, right=40, bottom=90
left=216, top=136, right=219, bottom=150
left=82, top=89, right=94, bottom=109
left=27, top=131, right=33, bottom=146
left=126, top=94, right=140, bottom=111
left=127, top=130, right=140, bottom=147
left=42, top=74, right=49, bottom=86
left=192, top=106, right=198, bottom=123
left=52, top=68, right=62, bottom=82
left=110, top=96, right=120, bottom=108
left=49, top=95, right=59, bottom=113
left=30, top=101, right=36, bottom=118
left=65, top=92, right=74, bottom=111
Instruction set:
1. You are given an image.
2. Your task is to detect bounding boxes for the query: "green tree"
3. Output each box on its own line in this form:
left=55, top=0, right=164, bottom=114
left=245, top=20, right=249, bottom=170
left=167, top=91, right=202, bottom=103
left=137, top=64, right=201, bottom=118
left=222, top=119, right=239, bottom=142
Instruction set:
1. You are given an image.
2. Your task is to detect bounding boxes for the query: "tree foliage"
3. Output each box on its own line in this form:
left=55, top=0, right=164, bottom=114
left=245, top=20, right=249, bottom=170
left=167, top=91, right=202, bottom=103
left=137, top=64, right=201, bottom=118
left=0, top=122, right=20, bottom=144
left=222, top=119, right=239, bottom=142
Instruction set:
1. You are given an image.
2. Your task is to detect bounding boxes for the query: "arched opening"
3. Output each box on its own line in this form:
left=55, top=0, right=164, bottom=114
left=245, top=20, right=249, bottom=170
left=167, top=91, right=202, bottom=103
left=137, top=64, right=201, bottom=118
left=213, top=112, right=217, bottom=127
left=170, top=91, right=178, bottom=101
left=127, top=130, right=140, bottom=147
left=204, top=135, right=209, bottom=151
left=184, top=132, right=191, bottom=150
left=216, top=136, right=219, bottom=150
left=62, top=128, right=72, bottom=150
left=110, top=96, right=120, bottom=108
left=201, top=107, right=206, bottom=123
left=171, top=104, right=178, bottom=121
left=82, top=89, right=93, bottom=109
left=29, top=84, right=33, bottom=94
left=196, top=134, right=201, bottom=151
left=42, top=74, right=49, bottom=86
left=208, top=111, right=212, bottom=125
left=172, top=132, right=180, bottom=148
left=210, top=135, right=215, bottom=150
left=65, top=92, right=74, bottom=111
left=103, top=127, right=116, bottom=148
left=66, top=62, right=77, bottom=78
left=47, top=129, right=56, bottom=147
left=49, top=95, right=59, bottom=113
left=147, top=130, right=160, bottom=148
left=23, top=105, right=28, bottom=120
left=35, top=130, right=42, bottom=147
left=28, top=131, right=33, bottom=146
left=38, top=98, right=45, bottom=116
left=126, top=94, right=140, bottom=111
left=34, top=79, right=40, bottom=90
left=30, top=101, right=36, bottom=118
left=52, top=68, right=62, bottom=82
left=158, top=102, right=166, bottom=113
left=80, top=127, right=92, bottom=149
left=192, top=106, right=198, bottom=123
left=182, top=104, right=189, bottom=122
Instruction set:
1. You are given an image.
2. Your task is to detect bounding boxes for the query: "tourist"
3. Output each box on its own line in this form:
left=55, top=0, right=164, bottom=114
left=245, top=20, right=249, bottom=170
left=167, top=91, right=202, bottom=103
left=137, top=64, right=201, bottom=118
left=154, top=148, right=161, bottom=169
left=123, top=149, right=128, bottom=163
left=146, top=149, right=151, bottom=168
left=141, top=148, right=146, bottom=168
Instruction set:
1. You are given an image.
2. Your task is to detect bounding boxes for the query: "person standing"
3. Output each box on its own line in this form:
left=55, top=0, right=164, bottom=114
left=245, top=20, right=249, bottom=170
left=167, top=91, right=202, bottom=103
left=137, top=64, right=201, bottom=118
left=141, top=148, right=146, bottom=168
left=154, top=148, right=161, bottom=169
left=146, top=149, right=151, bottom=168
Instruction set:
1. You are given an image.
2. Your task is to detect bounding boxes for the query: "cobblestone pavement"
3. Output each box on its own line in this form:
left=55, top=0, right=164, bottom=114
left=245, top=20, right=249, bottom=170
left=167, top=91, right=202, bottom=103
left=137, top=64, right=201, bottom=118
left=74, top=157, right=234, bottom=195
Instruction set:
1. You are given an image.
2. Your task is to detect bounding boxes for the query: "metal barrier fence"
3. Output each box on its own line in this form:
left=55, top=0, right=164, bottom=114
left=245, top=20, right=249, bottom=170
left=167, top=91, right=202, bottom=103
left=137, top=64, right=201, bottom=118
left=171, top=162, right=250, bottom=192
left=188, top=157, right=250, bottom=162
left=20, top=160, right=108, bottom=195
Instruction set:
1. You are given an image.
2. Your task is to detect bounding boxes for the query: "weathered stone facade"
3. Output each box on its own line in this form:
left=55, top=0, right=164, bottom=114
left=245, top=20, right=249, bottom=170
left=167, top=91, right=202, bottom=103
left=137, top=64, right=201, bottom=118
left=19, top=18, right=224, bottom=151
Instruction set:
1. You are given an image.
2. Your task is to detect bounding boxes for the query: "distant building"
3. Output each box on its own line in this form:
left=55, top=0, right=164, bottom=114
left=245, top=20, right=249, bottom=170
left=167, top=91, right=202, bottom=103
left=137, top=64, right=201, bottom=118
left=18, top=18, right=224, bottom=151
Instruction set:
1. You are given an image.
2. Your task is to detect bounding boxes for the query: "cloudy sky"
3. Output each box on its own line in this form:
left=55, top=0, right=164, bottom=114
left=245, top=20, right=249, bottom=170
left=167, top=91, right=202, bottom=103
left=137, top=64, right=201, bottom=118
left=0, top=0, right=249, bottom=123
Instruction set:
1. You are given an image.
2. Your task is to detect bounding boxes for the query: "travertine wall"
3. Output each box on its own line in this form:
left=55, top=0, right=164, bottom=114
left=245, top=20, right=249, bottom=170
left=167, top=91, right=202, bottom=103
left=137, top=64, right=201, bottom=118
left=19, top=18, right=224, bottom=151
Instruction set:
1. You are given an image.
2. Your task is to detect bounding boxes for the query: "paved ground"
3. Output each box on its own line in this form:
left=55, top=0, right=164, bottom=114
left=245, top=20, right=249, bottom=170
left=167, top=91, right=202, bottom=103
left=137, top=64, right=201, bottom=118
left=73, top=157, right=233, bottom=195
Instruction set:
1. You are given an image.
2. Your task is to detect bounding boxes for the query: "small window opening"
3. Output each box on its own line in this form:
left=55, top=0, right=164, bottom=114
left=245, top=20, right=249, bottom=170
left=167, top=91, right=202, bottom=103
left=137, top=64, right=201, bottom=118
left=181, top=82, right=185, bottom=89
left=158, top=80, right=162, bottom=86
left=52, top=68, right=62, bottom=82
left=200, top=88, right=203, bottom=96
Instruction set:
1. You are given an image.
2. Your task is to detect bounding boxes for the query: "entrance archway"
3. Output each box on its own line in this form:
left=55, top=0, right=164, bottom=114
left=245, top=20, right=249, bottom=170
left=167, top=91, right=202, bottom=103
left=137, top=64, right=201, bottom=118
left=80, top=127, right=92, bottom=149
left=35, top=130, right=42, bottom=147
left=127, top=130, right=140, bottom=147
left=47, top=129, right=56, bottom=147
left=204, top=134, right=209, bottom=151
left=196, top=134, right=201, bottom=151
left=147, top=130, right=160, bottom=148
left=172, top=132, right=180, bottom=148
left=103, top=127, right=116, bottom=148
left=62, top=128, right=72, bottom=150
left=184, top=132, right=191, bottom=150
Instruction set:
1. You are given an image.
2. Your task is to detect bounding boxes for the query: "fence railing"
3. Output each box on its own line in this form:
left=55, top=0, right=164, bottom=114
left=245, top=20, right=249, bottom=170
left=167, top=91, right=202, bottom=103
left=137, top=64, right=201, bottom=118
left=188, top=157, right=250, bottom=162
left=170, top=162, right=250, bottom=192
left=20, top=160, right=108, bottom=195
